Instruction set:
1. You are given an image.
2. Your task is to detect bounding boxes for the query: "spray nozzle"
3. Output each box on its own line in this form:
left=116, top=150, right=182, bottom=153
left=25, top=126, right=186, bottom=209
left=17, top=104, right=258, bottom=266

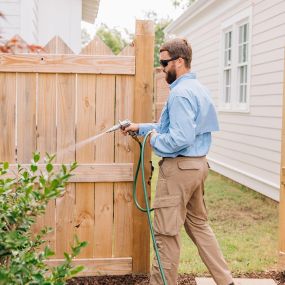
left=106, top=119, right=132, bottom=133
left=105, top=119, right=138, bottom=139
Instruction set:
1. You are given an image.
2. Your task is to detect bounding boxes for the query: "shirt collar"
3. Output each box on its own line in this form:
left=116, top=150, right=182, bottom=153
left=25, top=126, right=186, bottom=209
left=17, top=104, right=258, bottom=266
left=169, top=71, right=196, bottom=90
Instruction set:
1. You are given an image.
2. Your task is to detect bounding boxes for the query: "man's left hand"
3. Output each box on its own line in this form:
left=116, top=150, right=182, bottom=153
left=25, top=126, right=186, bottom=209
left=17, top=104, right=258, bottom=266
left=150, top=129, right=158, bottom=145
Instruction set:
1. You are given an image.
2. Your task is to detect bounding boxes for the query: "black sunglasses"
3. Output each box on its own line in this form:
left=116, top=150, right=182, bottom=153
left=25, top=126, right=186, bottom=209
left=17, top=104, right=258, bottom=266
left=159, top=56, right=180, bottom=68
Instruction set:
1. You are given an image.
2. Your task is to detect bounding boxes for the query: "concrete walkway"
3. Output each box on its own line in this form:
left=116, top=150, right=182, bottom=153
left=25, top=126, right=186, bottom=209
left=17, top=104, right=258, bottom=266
left=195, top=278, right=276, bottom=285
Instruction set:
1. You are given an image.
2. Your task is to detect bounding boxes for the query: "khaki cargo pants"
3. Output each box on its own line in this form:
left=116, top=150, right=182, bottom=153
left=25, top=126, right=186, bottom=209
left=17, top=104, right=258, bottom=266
left=149, top=156, right=234, bottom=285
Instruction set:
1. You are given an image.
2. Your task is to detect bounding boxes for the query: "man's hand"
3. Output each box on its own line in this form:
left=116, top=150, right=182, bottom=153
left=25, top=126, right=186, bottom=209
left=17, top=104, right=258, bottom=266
left=150, top=129, right=158, bottom=144
left=121, top=123, right=139, bottom=136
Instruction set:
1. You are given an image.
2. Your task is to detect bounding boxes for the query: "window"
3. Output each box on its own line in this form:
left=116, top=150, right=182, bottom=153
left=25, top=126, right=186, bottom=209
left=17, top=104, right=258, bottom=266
left=219, top=8, right=252, bottom=112
left=223, top=30, right=232, bottom=106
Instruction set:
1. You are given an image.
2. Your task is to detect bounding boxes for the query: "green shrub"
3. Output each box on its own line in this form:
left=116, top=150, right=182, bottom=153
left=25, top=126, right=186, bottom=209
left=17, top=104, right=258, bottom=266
left=0, top=153, right=87, bottom=285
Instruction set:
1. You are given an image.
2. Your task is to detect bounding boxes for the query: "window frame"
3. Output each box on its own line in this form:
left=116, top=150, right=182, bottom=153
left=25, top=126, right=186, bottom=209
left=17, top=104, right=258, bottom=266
left=218, top=7, right=252, bottom=113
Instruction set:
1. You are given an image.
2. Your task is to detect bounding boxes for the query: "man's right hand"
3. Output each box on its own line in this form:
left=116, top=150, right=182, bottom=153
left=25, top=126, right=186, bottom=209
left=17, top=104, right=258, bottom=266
left=121, top=123, right=139, bottom=136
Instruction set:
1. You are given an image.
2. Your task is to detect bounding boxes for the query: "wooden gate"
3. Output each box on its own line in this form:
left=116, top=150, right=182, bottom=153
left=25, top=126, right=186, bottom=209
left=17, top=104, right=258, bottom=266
left=0, top=20, right=154, bottom=275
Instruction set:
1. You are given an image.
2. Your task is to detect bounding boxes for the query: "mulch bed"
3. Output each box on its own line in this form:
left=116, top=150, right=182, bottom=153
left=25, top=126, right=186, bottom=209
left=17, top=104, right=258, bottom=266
left=68, top=270, right=285, bottom=285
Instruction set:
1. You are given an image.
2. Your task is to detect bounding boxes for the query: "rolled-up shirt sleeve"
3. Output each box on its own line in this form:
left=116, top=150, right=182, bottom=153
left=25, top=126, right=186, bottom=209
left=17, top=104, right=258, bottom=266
left=138, top=122, right=160, bottom=136
left=150, top=95, right=196, bottom=154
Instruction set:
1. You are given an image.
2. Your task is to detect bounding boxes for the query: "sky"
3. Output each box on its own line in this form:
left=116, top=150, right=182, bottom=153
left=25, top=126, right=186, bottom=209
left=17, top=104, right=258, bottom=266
left=81, top=0, right=185, bottom=41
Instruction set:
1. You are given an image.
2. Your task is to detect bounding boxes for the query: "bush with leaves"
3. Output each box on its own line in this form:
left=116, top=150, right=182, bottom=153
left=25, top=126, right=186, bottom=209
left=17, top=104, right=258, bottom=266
left=0, top=153, right=87, bottom=285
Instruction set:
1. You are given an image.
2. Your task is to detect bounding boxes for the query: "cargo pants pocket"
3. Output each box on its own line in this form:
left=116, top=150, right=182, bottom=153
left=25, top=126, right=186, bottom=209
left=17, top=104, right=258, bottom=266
left=177, top=160, right=202, bottom=170
left=153, top=195, right=181, bottom=236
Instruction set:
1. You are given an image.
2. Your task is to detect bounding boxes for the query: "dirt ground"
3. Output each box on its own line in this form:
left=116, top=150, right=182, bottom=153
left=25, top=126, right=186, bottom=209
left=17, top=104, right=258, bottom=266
left=68, top=271, right=285, bottom=285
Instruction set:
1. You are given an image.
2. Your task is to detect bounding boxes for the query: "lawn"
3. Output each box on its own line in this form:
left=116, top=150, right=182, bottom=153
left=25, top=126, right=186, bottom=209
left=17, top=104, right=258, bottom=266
left=150, top=154, right=280, bottom=275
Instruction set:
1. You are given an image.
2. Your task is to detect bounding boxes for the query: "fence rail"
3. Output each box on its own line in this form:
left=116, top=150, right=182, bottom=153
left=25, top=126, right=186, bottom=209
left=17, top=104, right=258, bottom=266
left=0, top=54, right=135, bottom=74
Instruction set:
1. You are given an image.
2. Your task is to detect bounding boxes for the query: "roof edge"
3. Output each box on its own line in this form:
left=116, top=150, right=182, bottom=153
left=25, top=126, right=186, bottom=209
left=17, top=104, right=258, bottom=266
left=82, top=0, right=100, bottom=24
left=165, top=0, right=216, bottom=34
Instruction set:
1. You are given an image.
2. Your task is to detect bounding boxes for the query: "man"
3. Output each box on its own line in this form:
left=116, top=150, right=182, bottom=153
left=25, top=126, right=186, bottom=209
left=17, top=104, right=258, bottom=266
left=123, top=38, right=234, bottom=285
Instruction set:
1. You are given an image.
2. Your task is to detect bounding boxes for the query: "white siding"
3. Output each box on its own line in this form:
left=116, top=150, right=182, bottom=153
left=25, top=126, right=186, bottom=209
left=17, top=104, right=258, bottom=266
left=166, top=0, right=285, bottom=201
left=20, top=0, right=39, bottom=43
left=0, top=0, right=21, bottom=40
left=0, top=0, right=82, bottom=52
left=0, top=0, right=39, bottom=43
left=38, top=0, right=81, bottom=53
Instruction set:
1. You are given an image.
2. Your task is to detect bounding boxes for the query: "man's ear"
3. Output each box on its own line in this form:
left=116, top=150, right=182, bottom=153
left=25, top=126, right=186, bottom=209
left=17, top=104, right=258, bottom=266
left=177, top=57, right=184, bottom=68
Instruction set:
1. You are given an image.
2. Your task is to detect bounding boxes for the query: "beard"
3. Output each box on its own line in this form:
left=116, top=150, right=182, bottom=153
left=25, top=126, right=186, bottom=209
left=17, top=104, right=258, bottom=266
left=165, top=68, right=177, bottom=84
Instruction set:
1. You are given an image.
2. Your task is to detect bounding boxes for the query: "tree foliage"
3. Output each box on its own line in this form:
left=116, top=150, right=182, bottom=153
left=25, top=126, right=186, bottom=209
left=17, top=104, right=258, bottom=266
left=171, top=0, right=196, bottom=9
left=81, top=27, right=91, bottom=47
left=96, top=23, right=130, bottom=55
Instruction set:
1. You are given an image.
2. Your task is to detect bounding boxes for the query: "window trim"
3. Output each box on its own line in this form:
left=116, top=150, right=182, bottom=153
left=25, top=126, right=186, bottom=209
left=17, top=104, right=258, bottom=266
left=218, top=7, right=252, bottom=113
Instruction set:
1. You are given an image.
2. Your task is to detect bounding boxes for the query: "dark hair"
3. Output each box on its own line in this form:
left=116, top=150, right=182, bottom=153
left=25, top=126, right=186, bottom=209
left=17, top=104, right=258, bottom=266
left=160, top=38, right=192, bottom=68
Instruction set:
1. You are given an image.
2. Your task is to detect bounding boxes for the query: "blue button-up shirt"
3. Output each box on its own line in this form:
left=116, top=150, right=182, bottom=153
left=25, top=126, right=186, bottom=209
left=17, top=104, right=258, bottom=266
left=138, top=71, right=219, bottom=157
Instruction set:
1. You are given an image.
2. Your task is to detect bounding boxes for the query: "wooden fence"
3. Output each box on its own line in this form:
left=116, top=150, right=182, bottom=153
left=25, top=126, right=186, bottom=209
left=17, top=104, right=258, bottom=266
left=154, top=67, right=169, bottom=122
left=0, top=20, right=154, bottom=276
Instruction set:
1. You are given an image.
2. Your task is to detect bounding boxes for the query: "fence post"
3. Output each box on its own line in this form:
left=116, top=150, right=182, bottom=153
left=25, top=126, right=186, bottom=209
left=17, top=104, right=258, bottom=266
left=279, top=47, right=285, bottom=268
left=133, top=19, right=155, bottom=273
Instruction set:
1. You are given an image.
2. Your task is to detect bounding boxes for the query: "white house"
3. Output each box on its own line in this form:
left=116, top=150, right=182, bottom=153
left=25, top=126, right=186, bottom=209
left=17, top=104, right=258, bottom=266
left=165, top=0, right=285, bottom=201
left=0, top=0, right=100, bottom=53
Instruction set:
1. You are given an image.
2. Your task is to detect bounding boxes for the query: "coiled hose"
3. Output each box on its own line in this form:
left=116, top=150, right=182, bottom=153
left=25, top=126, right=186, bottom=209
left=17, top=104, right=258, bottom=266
left=132, top=130, right=167, bottom=285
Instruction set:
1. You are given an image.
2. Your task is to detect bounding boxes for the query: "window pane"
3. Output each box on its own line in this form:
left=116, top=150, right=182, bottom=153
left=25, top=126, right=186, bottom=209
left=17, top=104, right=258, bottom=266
left=239, top=23, right=248, bottom=44
left=229, top=31, right=232, bottom=48
left=222, top=29, right=234, bottom=106
left=239, top=26, right=243, bottom=44
left=225, top=51, right=229, bottom=66
left=238, top=23, right=249, bottom=63
left=224, top=70, right=231, bottom=103
left=240, top=66, right=248, bottom=84
left=240, top=66, right=244, bottom=83
left=244, top=23, right=248, bottom=42
left=224, top=30, right=232, bottom=66
left=244, top=85, right=247, bottom=102
left=243, top=44, right=247, bottom=62
left=226, top=87, right=230, bottom=103
left=239, top=85, right=243, bottom=102
left=224, top=50, right=231, bottom=66
left=238, top=66, right=248, bottom=103
left=226, top=69, right=230, bottom=84
left=227, top=69, right=231, bottom=103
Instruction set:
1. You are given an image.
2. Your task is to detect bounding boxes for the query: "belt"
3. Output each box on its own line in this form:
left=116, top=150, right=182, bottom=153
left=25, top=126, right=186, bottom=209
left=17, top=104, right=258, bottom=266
left=162, top=155, right=206, bottom=159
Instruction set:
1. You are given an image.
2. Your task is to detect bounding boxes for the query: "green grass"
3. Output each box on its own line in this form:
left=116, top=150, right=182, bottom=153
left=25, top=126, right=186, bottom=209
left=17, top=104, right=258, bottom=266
left=150, top=154, right=279, bottom=274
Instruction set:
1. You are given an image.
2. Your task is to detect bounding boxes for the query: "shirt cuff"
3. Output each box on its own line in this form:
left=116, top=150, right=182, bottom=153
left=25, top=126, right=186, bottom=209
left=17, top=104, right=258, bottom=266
left=138, top=124, right=151, bottom=136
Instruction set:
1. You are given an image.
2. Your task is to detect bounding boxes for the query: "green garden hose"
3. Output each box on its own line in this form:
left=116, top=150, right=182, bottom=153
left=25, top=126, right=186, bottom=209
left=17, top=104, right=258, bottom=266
left=132, top=130, right=168, bottom=285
